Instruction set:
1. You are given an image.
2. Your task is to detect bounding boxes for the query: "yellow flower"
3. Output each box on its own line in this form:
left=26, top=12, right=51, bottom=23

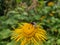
left=52, top=11, right=56, bottom=13
left=11, top=23, right=47, bottom=45
left=49, top=13, right=54, bottom=16
left=47, top=19, right=50, bottom=23
left=40, top=16, right=46, bottom=21
left=48, top=2, right=54, bottom=6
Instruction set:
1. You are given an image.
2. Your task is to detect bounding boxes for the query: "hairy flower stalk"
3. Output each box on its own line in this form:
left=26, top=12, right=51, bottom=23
left=11, top=23, right=47, bottom=45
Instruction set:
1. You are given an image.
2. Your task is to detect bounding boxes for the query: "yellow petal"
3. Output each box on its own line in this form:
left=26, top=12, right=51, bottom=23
left=32, top=37, right=39, bottom=45
left=20, top=38, right=27, bottom=45
left=37, top=33, right=46, bottom=42
left=16, top=35, right=23, bottom=42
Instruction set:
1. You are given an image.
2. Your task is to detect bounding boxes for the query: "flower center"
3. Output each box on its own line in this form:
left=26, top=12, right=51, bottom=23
left=23, top=28, right=34, bottom=35
left=22, top=24, right=36, bottom=37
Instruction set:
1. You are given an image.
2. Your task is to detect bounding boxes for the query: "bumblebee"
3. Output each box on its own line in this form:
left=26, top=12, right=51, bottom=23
left=31, top=22, right=36, bottom=27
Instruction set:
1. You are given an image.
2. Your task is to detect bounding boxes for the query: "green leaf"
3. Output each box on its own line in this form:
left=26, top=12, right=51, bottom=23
left=57, top=39, right=60, bottom=45
left=16, top=0, right=21, bottom=3
left=34, top=15, right=40, bottom=20
left=0, top=29, right=11, bottom=39
left=7, top=41, right=16, bottom=45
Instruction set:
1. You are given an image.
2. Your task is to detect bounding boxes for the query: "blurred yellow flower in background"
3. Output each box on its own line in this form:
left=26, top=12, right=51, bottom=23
left=11, top=23, right=47, bottom=45
left=49, top=13, right=54, bottom=16
left=48, top=2, right=54, bottom=6
left=40, top=16, right=46, bottom=21
left=52, top=11, right=56, bottom=13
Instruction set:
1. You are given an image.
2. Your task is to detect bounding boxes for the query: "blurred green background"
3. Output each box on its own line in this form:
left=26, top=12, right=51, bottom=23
left=0, top=0, right=60, bottom=45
